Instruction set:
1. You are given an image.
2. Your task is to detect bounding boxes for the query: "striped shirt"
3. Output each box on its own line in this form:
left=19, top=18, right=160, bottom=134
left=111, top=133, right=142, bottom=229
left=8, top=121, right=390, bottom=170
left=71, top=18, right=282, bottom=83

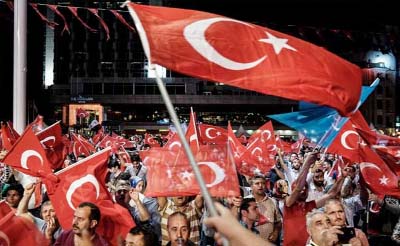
left=160, top=199, right=202, bottom=246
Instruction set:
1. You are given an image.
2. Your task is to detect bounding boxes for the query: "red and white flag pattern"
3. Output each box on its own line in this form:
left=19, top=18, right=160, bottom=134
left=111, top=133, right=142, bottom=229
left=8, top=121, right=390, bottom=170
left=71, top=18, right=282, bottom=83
left=127, top=3, right=362, bottom=116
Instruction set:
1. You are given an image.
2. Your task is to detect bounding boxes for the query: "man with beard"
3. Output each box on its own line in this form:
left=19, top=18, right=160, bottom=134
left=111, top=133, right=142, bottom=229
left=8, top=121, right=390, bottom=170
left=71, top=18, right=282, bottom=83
left=54, top=202, right=108, bottom=246
left=158, top=196, right=203, bottom=246
left=283, top=151, right=346, bottom=246
left=306, top=168, right=326, bottom=202
left=324, top=199, right=368, bottom=246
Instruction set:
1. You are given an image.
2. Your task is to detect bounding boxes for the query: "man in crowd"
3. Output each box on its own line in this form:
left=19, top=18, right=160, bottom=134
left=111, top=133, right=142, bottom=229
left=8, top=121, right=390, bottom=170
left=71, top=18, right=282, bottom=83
left=124, top=225, right=158, bottom=246
left=54, top=202, right=108, bottom=246
left=166, top=212, right=196, bottom=246
left=306, top=209, right=342, bottom=246
left=249, top=175, right=282, bottom=243
left=158, top=196, right=203, bottom=245
left=239, top=198, right=260, bottom=234
left=2, top=183, right=23, bottom=208
left=17, top=183, right=63, bottom=243
left=324, top=199, right=369, bottom=246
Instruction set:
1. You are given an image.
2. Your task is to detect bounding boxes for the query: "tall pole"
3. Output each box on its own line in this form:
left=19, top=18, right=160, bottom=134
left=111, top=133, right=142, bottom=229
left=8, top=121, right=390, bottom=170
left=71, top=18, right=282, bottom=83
left=13, top=0, right=27, bottom=133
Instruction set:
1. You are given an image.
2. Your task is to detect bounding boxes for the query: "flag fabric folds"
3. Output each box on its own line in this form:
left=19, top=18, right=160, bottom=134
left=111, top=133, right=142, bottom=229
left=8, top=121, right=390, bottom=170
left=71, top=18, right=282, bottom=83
left=44, top=148, right=135, bottom=245
left=142, top=145, right=240, bottom=197
left=127, top=3, right=362, bottom=116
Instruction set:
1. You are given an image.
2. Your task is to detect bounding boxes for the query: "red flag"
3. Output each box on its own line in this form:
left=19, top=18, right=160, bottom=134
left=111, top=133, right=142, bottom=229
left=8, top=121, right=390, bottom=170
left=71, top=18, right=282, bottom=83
left=291, top=135, right=305, bottom=154
left=44, top=148, right=134, bottom=246
left=71, top=133, right=95, bottom=158
left=127, top=3, right=362, bottom=116
left=92, top=127, right=105, bottom=145
left=142, top=145, right=240, bottom=197
left=36, top=121, right=63, bottom=149
left=185, top=109, right=200, bottom=153
left=0, top=202, right=49, bottom=246
left=76, top=107, right=89, bottom=119
left=327, top=111, right=369, bottom=162
left=358, top=147, right=400, bottom=198
left=227, top=122, right=247, bottom=174
left=1, top=123, right=17, bottom=151
left=144, top=133, right=160, bottom=147
left=198, top=124, right=227, bottom=144
left=162, top=133, right=183, bottom=152
left=110, top=10, right=135, bottom=32
left=30, top=3, right=58, bottom=29
left=275, top=135, right=292, bottom=153
left=374, top=146, right=400, bottom=176
left=47, top=5, right=70, bottom=34
left=357, top=127, right=400, bottom=146
left=88, top=8, right=110, bottom=41
left=67, top=7, right=97, bottom=33
left=2, top=127, right=53, bottom=178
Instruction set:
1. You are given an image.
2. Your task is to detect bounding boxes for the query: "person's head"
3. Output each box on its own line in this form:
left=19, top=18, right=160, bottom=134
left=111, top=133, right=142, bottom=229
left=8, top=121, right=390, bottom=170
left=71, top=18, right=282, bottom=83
left=273, top=179, right=289, bottom=198
left=291, top=158, right=301, bottom=170
left=344, top=165, right=356, bottom=179
left=306, top=209, right=333, bottom=244
left=290, top=153, right=298, bottom=162
left=72, top=202, right=101, bottom=236
left=322, top=160, right=332, bottom=172
left=115, top=179, right=131, bottom=205
left=130, top=176, right=145, bottom=193
left=3, top=184, right=24, bottom=208
left=124, top=226, right=156, bottom=246
left=108, top=158, right=121, bottom=173
left=240, top=198, right=260, bottom=223
left=131, top=155, right=141, bottom=169
left=324, top=199, right=346, bottom=227
left=41, top=200, right=57, bottom=223
left=172, top=196, right=189, bottom=207
left=167, top=212, right=190, bottom=246
left=313, top=169, right=325, bottom=187
left=249, top=175, right=266, bottom=196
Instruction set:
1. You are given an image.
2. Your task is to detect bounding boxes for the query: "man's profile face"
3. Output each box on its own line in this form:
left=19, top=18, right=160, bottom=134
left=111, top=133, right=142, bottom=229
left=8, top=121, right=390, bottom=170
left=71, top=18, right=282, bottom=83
left=125, top=232, right=145, bottom=246
left=6, top=190, right=22, bottom=208
left=325, top=202, right=346, bottom=226
left=167, top=215, right=190, bottom=246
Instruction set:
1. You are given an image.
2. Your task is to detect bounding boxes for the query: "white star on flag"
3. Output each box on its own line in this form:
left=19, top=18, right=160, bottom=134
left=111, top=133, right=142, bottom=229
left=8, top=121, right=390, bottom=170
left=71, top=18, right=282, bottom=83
left=180, top=170, right=193, bottom=180
left=259, top=32, right=297, bottom=54
left=379, top=175, right=389, bottom=185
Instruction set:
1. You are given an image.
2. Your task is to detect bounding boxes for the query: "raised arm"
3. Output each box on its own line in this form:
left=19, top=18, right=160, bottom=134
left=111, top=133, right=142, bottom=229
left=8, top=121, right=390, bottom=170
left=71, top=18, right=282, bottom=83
left=285, top=151, right=318, bottom=207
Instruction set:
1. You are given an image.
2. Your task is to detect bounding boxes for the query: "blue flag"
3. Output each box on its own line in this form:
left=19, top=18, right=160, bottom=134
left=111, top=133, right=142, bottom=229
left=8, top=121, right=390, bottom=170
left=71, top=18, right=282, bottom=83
left=268, top=79, right=379, bottom=148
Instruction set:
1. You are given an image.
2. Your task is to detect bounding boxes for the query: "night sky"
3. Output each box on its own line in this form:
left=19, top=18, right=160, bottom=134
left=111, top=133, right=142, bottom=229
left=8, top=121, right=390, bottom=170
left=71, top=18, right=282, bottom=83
left=0, top=0, right=398, bottom=122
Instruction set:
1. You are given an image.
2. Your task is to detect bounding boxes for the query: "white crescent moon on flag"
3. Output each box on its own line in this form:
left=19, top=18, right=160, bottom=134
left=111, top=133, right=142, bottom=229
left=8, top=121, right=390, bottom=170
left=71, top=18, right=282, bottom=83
left=20, top=150, right=44, bottom=170
left=267, top=144, right=277, bottom=152
left=105, top=140, right=111, bottom=147
left=205, top=128, right=218, bottom=139
left=184, top=17, right=267, bottom=70
left=261, top=130, right=271, bottom=141
left=359, top=162, right=383, bottom=173
left=168, top=141, right=182, bottom=151
left=0, top=231, right=10, bottom=246
left=340, top=130, right=359, bottom=150
left=251, top=147, right=263, bottom=156
left=66, top=174, right=100, bottom=210
left=198, top=161, right=226, bottom=187
left=40, top=136, right=56, bottom=146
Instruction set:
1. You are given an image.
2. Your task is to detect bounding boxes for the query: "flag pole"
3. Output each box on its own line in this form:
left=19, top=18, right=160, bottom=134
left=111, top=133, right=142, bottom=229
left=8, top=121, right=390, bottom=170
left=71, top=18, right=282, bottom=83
left=154, top=70, right=216, bottom=214
left=13, top=0, right=28, bottom=134
left=154, top=69, right=229, bottom=246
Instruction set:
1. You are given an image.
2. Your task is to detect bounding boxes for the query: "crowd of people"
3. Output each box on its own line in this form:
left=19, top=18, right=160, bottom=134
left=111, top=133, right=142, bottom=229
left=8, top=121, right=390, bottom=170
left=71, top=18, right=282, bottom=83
left=0, top=128, right=399, bottom=246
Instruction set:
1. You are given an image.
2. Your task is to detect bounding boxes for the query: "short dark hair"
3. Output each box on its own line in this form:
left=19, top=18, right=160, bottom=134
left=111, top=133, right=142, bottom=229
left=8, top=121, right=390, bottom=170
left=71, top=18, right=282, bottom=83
left=2, top=184, right=24, bottom=198
left=240, top=198, right=256, bottom=213
left=78, top=202, right=101, bottom=225
left=128, top=226, right=157, bottom=246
